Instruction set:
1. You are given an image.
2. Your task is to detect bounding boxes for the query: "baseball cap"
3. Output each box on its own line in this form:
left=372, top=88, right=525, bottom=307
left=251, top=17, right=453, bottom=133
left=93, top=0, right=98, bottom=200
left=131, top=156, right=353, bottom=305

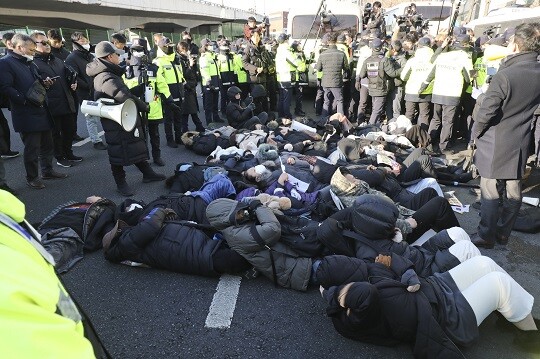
left=95, top=41, right=125, bottom=58
left=370, top=38, right=383, bottom=49
left=417, top=37, right=431, bottom=47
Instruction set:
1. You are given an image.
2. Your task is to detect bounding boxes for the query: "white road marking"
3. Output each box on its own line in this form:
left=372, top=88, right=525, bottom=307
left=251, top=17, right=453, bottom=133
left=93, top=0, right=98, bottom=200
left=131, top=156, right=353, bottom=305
left=205, top=275, right=242, bottom=329
left=73, top=131, right=105, bottom=147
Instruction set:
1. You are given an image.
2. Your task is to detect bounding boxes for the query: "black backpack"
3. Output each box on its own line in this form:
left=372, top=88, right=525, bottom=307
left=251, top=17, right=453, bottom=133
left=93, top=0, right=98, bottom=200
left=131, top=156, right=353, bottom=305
left=275, top=214, right=323, bottom=257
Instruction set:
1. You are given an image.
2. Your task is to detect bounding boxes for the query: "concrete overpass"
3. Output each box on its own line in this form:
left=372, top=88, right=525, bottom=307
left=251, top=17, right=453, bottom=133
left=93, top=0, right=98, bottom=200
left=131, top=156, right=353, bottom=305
left=0, top=0, right=260, bottom=31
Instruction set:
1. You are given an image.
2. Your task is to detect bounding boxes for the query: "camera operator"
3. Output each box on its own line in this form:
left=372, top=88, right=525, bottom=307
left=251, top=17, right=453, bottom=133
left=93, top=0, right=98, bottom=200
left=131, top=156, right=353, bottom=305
left=367, top=1, right=386, bottom=37
left=243, top=16, right=268, bottom=41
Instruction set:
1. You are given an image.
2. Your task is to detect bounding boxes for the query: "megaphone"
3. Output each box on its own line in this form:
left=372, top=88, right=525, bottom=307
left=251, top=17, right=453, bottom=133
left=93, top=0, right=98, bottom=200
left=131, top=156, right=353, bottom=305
left=81, top=98, right=138, bottom=132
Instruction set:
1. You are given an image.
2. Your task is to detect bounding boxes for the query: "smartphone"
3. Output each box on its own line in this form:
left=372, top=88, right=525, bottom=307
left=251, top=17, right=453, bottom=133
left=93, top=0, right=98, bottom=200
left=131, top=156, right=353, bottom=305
left=49, top=76, right=61, bottom=80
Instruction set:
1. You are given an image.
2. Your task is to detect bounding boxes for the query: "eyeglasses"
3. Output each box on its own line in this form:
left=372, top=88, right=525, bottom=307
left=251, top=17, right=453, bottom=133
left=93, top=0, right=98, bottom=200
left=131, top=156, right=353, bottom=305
left=36, top=41, right=50, bottom=46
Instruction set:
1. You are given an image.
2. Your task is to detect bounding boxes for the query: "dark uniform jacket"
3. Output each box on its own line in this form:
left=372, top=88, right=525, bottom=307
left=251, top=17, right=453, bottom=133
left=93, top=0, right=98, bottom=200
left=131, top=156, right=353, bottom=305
left=473, top=51, right=540, bottom=179
left=65, top=44, right=94, bottom=103
left=0, top=52, right=53, bottom=133
left=177, top=53, right=199, bottom=115
left=242, top=43, right=272, bottom=83
left=50, top=46, right=71, bottom=61
left=359, top=50, right=401, bottom=97
left=34, top=53, right=77, bottom=117
left=315, top=45, right=348, bottom=88
left=86, top=58, right=149, bottom=166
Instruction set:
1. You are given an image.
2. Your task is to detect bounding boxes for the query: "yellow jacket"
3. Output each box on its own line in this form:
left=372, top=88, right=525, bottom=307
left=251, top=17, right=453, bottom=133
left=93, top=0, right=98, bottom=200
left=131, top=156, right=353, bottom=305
left=0, top=190, right=95, bottom=359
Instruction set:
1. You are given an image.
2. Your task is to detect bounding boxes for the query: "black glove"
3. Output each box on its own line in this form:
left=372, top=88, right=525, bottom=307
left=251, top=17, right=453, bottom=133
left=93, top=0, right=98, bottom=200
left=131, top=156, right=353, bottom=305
left=163, top=208, right=178, bottom=221
left=169, top=102, right=182, bottom=114
left=246, top=102, right=256, bottom=111
left=248, top=199, right=263, bottom=211
left=418, top=81, right=429, bottom=94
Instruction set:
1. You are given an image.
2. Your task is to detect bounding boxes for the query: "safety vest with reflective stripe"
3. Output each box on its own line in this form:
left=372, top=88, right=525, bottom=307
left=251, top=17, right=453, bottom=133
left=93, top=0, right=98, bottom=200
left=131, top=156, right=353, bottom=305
left=276, top=43, right=300, bottom=85
left=153, top=52, right=185, bottom=102
left=0, top=190, right=95, bottom=359
left=199, top=52, right=220, bottom=89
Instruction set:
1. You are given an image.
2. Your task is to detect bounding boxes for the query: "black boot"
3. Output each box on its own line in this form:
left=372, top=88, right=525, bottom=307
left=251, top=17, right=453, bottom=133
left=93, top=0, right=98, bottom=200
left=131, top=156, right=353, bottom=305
left=117, top=182, right=134, bottom=197
left=137, top=161, right=166, bottom=183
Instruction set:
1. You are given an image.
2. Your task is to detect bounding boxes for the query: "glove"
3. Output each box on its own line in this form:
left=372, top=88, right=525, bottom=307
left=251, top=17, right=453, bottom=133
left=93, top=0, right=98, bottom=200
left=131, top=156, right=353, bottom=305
left=143, top=104, right=150, bottom=113
left=163, top=208, right=178, bottom=221
left=401, top=268, right=421, bottom=292
left=169, top=102, right=182, bottom=113
left=418, top=81, right=429, bottom=94
left=247, top=102, right=256, bottom=111
left=248, top=199, right=263, bottom=211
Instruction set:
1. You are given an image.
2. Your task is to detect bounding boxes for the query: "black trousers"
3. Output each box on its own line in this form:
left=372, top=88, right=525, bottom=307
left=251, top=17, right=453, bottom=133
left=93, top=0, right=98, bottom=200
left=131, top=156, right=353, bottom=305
left=429, top=104, right=458, bottom=150
left=368, top=96, right=386, bottom=125
left=405, top=101, right=431, bottom=132
left=110, top=161, right=152, bottom=185
left=322, top=87, right=344, bottom=117
left=181, top=113, right=205, bottom=133
left=315, top=79, right=324, bottom=115
left=348, top=82, right=360, bottom=120
left=220, top=83, right=232, bottom=113
left=147, top=122, right=161, bottom=160
left=212, top=245, right=251, bottom=274
left=266, top=77, right=277, bottom=112
left=293, top=84, right=304, bottom=114
left=409, top=195, right=460, bottom=242
left=20, top=130, right=54, bottom=180
left=202, top=87, right=220, bottom=124
left=0, top=108, right=11, bottom=154
left=357, top=86, right=370, bottom=122
left=163, top=101, right=183, bottom=142
left=399, top=148, right=437, bottom=182
left=52, top=113, right=76, bottom=159
left=278, top=86, right=293, bottom=118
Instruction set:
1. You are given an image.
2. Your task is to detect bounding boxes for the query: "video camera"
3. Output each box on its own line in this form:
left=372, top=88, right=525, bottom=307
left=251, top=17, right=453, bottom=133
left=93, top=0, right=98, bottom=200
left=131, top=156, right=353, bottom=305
left=483, top=25, right=500, bottom=38
left=394, top=13, right=429, bottom=33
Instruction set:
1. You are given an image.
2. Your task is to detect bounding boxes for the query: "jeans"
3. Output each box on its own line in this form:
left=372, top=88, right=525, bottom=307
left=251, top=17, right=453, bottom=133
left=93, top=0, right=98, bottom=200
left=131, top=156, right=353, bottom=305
left=278, top=86, right=293, bottom=118
left=84, top=113, right=102, bottom=144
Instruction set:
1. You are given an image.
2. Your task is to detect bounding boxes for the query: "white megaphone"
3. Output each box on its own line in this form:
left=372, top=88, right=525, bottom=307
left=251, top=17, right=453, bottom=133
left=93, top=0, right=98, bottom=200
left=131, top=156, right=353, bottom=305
left=81, top=98, right=138, bottom=132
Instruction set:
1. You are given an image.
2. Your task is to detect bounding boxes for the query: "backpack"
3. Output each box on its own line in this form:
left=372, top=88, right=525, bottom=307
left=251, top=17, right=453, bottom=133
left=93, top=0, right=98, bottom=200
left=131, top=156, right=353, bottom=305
left=275, top=213, right=323, bottom=257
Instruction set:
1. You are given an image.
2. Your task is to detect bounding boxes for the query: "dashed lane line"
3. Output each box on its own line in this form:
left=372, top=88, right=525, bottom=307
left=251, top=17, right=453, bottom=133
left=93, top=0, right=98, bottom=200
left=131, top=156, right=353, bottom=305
left=205, top=275, right=242, bottom=329
left=73, top=131, right=105, bottom=147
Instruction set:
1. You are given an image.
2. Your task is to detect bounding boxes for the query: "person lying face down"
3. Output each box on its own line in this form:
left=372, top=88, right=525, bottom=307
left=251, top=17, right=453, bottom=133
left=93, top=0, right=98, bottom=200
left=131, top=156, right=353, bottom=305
left=318, top=254, right=539, bottom=357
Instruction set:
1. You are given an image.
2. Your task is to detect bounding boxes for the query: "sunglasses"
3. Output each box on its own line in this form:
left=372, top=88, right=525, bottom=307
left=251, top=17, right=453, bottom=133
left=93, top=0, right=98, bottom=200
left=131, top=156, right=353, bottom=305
left=36, top=40, right=50, bottom=46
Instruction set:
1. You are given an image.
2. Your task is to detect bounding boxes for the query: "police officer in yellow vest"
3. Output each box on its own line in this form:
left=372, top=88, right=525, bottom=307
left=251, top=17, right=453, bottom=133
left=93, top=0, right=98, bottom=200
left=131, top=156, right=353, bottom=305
left=199, top=39, right=221, bottom=124
left=153, top=37, right=185, bottom=148
left=400, top=37, right=435, bottom=131
left=234, top=39, right=250, bottom=99
left=0, top=190, right=109, bottom=358
left=423, top=35, right=473, bottom=153
left=291, top=41, right=308, bottom=116
left=275, top=33, right=301, bottom=119
left=217, top=40, right=236, bottom=114
left=125, top=38, right=170, bottom=166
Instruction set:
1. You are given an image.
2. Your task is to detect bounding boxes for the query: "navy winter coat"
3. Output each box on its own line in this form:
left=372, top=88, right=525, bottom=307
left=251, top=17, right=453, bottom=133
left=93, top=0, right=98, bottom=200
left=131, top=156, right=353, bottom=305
left=0, top=53, right=54, bottom=133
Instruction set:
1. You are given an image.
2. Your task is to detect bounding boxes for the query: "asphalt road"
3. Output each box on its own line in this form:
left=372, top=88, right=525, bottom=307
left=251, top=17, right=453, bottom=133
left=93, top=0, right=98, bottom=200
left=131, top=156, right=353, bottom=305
left=2, top=92, right=540, bottom=359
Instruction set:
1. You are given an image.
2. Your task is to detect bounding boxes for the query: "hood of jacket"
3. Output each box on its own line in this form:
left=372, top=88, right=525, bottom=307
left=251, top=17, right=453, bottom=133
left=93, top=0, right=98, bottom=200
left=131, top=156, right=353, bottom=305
left=206, top=198, right=246, bottom=230
left=86, top=58, right=125, bottom=78
left=414, top=46, right=434, bottom=61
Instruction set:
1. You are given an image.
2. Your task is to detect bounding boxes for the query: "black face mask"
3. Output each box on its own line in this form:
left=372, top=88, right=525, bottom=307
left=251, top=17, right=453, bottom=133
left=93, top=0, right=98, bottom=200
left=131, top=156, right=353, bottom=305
left=164, top=46, right=174, bottom=55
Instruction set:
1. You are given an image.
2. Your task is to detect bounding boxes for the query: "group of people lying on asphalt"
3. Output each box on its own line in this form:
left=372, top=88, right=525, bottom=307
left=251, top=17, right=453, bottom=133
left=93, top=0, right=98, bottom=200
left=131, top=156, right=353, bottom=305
left=32, top=113, right=538, bottom=357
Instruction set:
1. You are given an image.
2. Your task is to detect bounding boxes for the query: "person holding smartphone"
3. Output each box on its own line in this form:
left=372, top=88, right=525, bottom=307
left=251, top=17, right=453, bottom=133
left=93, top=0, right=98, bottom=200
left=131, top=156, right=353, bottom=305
left=32, top=31, right=83, bottom=169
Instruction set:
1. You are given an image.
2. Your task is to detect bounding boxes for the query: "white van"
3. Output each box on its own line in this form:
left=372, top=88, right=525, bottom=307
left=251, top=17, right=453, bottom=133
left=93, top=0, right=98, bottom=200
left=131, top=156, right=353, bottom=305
left=286, top=0, right=361, bottom=86
left=384, top=1, right=454, bottom=36
left=467, top=6, right=540, bottom=37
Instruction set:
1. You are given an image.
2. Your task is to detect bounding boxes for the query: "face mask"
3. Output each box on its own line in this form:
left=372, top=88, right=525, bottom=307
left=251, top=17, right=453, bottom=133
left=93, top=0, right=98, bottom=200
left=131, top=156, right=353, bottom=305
left=82, top=44, right=91, bottom=51
left=165, top=47, right=174, bottom=55
left=254, top=165, right=266, bottom=175
left=132, top=51, right=145, bottom=58
left=206, top=46, right=214, bottom=52
left=23, top=54, right=34, bottom=62
left=264, top=44, right=272, bottom=51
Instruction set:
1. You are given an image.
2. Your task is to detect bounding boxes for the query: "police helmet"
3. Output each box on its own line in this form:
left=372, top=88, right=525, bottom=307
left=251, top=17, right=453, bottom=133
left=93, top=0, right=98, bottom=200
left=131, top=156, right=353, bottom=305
left=277, top=33, right=289, bottom=44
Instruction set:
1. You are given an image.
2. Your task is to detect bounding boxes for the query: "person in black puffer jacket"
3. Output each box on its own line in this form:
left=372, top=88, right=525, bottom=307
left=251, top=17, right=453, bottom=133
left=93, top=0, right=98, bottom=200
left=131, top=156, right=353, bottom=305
left=317, top=254, right=539, bottom=358
left=102, top=207, right=250, bottom=277
left=225, top=86, right=267, bottom=129
left=86, top=41, right=165, bottom=197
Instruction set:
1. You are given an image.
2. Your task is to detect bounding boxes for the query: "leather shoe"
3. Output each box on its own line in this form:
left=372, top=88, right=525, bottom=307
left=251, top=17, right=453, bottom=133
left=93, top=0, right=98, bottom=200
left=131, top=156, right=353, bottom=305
left=470, top=233, right=495, bottom=249
left=154, top=158, right=165, bottom=167
left=93, top=142, right=108, bottom=150
left=27, top=178, right=45, bottom=189
left=496, top=234, right=513, bottom=245
left=42, top=170, right=68, bottom=180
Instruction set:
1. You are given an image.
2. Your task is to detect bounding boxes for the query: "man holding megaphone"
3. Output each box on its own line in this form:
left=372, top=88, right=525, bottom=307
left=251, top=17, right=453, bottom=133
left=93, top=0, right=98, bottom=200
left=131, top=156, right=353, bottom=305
left=86, top=41, right=165, bottom=197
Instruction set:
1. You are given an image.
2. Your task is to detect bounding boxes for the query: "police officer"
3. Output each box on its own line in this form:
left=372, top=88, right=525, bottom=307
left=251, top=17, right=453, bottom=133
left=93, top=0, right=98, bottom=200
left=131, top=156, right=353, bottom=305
left=199, top=38, right=221, bottom=124
left=217, top=40, right=236, bottom=113
left=336, top=34, right=352, bottom=115
left=424, top=35, right=473, bottom=154
left=153, top=37, right=185, bottom=148
left=291, top=41, right=308, bottom=116
left=242, top=30, right=274, bottom=113
left=233, top=39, right=250, bottom=99
left=315, top=33, right=348, bottom=117
left=125, top=38, right=170, bottom=166
left=359, top=38, right=401, bottom=125
left=400, top=36, right=435, bottom=131
left=275, top=33, right=301, bottom=119
left=354, top=31, right=373, bottom=122
left=0, top=190, right=109, bottom=358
